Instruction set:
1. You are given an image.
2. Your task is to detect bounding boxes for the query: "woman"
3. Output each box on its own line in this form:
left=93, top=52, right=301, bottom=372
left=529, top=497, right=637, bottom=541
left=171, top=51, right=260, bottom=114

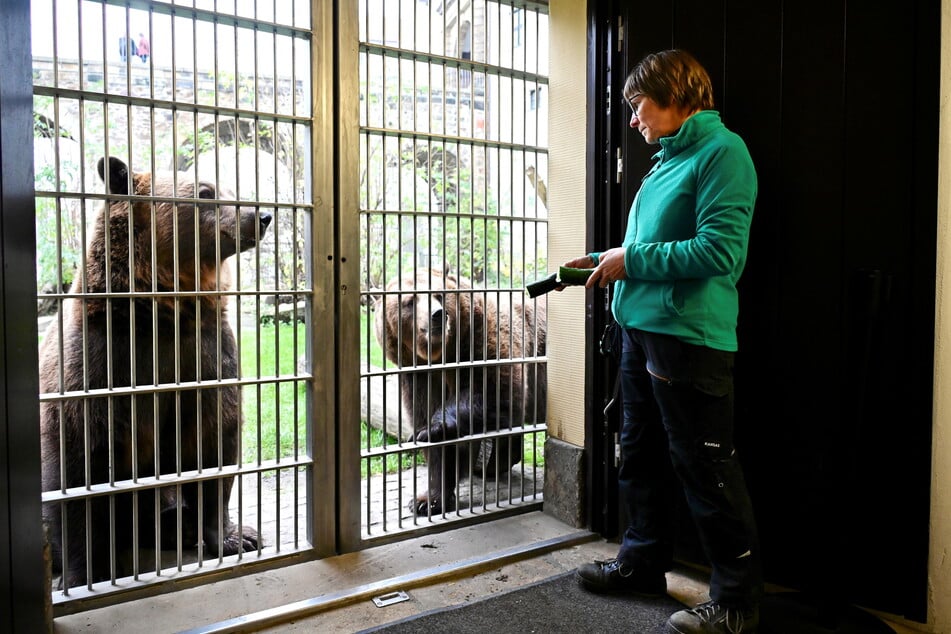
left=571, top=49, right=762, bottom=634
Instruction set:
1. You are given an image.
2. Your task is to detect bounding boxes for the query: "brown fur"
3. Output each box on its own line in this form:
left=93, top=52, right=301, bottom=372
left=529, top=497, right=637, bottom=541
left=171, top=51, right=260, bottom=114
left=39, top=157, right=270, bottom=587
left=374, top=268, right=547, bottom=515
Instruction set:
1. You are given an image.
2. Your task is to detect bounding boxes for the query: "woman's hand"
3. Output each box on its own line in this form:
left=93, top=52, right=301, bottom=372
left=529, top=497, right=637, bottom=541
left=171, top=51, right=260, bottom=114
left=586, top=247, right=627, bottom=289
left=554, top=254, right=597, bottom=291
left=563, top=254, right=596, bottom=269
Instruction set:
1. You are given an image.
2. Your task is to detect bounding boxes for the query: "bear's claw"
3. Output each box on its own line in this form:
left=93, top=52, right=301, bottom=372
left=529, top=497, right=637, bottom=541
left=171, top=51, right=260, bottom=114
left=214, top=526, right=261, bottom=555
left=410, top=492, right=456, bottom=516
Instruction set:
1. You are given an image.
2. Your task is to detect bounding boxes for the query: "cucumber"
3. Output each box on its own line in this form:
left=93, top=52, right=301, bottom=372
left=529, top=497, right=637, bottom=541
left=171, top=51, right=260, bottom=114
left=557, top=266, right=593, bottom=286
left=525, top=272, right=559, bottom=298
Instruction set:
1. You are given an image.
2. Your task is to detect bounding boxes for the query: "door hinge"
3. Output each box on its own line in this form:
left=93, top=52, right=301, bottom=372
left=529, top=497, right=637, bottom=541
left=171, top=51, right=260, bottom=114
left=613, top=431, right=621, bottom=467
left=616, top=147, right=623, bottom=183
left=617, top=16, right=624, bottom=52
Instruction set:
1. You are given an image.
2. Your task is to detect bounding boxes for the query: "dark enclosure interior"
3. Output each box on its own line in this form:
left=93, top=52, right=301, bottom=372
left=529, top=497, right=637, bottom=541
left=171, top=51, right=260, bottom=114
left=586, top=0, right=937, bottom=623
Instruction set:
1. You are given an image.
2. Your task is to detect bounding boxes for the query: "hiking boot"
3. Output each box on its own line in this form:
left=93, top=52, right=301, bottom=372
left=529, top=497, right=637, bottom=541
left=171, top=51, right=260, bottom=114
left=666, top=600, right=759, bottom=633
left=575, top=558, right=667, bottom=596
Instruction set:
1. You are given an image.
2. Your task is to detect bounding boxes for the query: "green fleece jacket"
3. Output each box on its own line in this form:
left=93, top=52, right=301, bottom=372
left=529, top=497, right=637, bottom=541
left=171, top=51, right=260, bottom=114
left=611, top=110, right=757, bottom=352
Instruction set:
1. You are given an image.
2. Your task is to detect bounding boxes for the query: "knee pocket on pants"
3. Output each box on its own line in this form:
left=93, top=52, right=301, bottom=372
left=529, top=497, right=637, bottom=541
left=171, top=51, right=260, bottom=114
left=673, top=443, right=736, bottom=492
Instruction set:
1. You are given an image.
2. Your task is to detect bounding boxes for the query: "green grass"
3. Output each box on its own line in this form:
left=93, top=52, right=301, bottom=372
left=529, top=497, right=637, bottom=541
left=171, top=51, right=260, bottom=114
left=524, top=430, right=546, bottom=468
left=239, top=321, right=308, bottom=464
left=360, top=307, right=385, bottom=368
left=240, top=317, right=407, bottom=476
left=361, top=421, right=419, bottom=477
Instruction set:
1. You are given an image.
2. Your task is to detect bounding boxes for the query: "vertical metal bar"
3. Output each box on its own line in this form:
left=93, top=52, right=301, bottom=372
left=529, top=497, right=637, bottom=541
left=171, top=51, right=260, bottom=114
left=45, top=0, right=69, bottom=591
left=291, top=32, right=303, bottom=548
left=190, top=4, right=205, bottom=574
left=64, top=2, right=89, bottom=596
left=271, top=18, right=282, bottom=552
left=229, top=0, right=246, bottom=564
left=124, top=6, right=132, bottom=96
left=313, top=0, right=344, bottom=556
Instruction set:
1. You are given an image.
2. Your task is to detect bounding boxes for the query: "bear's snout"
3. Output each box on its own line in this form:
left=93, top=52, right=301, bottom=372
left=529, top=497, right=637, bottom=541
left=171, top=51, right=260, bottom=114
left=236, top=208, right=272, bottom=253
left=255, top=211, right=273, bottom=239
left=429, top=307, right=444, bottom=335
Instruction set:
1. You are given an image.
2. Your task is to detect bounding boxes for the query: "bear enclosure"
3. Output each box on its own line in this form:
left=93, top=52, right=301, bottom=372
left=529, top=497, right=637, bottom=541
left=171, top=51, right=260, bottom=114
left=30, top=0, right=549, bottom=614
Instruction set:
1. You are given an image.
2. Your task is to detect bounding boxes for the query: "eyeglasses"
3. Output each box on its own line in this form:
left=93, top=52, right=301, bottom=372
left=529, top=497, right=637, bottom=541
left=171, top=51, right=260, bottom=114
left=625, top=95, right=644, bottom=119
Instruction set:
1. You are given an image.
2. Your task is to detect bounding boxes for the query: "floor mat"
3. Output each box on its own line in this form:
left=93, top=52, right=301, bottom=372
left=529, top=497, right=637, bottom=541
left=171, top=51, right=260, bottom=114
left=358, top=571, right=685, bottom=634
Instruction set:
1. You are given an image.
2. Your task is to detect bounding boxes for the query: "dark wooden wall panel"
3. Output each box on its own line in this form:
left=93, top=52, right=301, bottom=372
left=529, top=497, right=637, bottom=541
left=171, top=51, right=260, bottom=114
left=0, top=0, right=46, bottom=628
left=753, top=0, right=851, bottom=598
left=673, top=0, right=724, bottom=98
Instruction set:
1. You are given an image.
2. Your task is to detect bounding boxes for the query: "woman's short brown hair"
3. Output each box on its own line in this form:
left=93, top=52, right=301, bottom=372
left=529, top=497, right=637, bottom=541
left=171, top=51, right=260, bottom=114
left=624, top=49, right=714, bottom=112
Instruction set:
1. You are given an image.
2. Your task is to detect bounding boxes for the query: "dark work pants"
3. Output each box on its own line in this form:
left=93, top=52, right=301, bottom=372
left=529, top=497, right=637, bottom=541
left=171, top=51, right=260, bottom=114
left=616, top=328, right=762, bottom=609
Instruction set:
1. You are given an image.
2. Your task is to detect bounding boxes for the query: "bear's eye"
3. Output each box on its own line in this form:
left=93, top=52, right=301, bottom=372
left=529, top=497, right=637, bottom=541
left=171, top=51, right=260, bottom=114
left=198, top=186, right=215, bottom=200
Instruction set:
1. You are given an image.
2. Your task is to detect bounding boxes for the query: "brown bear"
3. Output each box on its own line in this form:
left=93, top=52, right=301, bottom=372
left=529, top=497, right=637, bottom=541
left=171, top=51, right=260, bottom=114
left=39, top=156, right=270, bottom=588
left=374, top=268, right=547, bottom=515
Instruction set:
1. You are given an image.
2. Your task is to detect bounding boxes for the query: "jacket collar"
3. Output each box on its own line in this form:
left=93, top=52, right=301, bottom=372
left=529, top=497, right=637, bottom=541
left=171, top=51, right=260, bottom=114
left=652, top=110, right=722, bottom=161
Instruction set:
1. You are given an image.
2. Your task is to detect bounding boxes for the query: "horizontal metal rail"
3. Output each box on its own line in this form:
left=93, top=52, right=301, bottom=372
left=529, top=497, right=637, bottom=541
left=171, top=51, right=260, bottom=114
left=361, top=206, right=548, bottom=222
left=367, top=284, right=547, bottom=295
left=41, top=456, right=313, bottom=503
left=51, top=548, right=312, bottom=613
left=37, top=289, right=314, bottom=301
left=99, top=0, right=313, bottom=38
left=361, top=125, right=548, bottom=154
left=360, top=423, right=547, bottom=458
left=33, top=190, right=313, bottom=211
left=33, top=84, right=311, bottom=126
left=366, top=355, right=549, bottom=376
left=38, top=374, right=312, bottom=403
left=360, top=42, right=549, bottom=86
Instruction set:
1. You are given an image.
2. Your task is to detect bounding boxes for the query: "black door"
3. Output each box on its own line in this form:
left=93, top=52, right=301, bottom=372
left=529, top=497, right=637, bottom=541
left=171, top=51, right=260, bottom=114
left=586, top=0, right=937, bottom=622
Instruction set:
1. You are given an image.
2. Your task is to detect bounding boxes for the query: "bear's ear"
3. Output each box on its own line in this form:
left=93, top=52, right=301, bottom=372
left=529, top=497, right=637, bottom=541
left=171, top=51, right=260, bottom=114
left=367, top=289, right=384, bottom=310
left=97, top=156, right=131, bottom=195
left=441, top=265, right=458, bottom=285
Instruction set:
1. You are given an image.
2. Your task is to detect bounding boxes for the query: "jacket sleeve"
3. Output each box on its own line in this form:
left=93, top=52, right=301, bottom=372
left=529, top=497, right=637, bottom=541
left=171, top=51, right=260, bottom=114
left=623, top=141, right=756, bottom=281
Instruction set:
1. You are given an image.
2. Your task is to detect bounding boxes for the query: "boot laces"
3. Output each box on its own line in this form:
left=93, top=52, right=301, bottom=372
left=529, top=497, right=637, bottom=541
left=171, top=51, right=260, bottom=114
left=596, top=558, right=633, bottom=578
left=690, top=601, right=747, bottom=633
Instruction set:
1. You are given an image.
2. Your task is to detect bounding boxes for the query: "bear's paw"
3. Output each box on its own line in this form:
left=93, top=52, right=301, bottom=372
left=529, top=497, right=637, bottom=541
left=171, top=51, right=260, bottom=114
left=215, top=525, right=262, bottom=555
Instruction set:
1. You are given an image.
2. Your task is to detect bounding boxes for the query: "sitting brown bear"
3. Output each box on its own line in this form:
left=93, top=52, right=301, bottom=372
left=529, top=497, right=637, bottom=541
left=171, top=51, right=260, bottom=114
left=39, top=157, right=269, bottom=588
left=374, top=268, right=547, bottom=515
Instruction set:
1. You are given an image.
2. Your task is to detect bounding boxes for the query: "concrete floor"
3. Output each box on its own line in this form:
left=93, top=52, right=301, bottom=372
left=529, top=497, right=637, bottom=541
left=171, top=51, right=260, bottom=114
left=53, top=511, right=924, bottom=633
